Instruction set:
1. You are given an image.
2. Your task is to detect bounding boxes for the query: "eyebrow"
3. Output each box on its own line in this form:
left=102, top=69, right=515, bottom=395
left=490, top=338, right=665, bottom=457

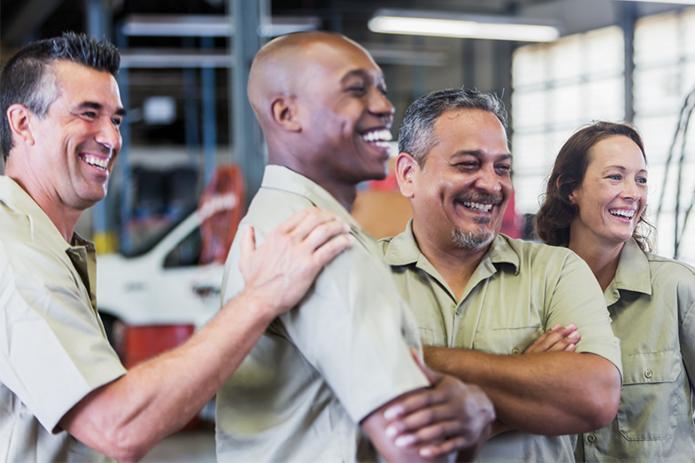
left=340, top=69, right=383, bottom=84
left=604, top=165, right=647, bottom=174
left=451, top=150, right=512, bottom=161
left=79, top=101, right=128, bottom=117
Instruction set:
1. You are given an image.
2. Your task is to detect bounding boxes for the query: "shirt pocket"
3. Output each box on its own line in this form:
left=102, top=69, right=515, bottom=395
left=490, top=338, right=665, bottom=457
left=472, top=325, right=543, bottom=355
left=617, top=350, right=682, bottom=441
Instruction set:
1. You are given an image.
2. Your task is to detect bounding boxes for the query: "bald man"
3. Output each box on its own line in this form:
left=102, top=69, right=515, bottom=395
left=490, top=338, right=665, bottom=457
left=217, top=32, right=495, bottom=462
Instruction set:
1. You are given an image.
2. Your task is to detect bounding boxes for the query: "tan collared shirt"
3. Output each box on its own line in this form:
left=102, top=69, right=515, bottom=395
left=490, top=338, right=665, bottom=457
left=0, top=176, right=126, bottom=462
left=380, top=221, right=623, bottom=463
left=216, top=166, right=429, bottom=462
left=575, top=238, right=695, bottom=462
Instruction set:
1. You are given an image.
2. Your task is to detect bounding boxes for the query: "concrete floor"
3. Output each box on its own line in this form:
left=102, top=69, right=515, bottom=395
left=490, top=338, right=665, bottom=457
left=141, top=429, right=216, bottom=463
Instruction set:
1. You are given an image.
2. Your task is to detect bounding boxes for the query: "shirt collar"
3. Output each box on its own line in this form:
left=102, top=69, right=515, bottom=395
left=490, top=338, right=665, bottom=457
left=605, top=238, right=652, bottom=303
left=261, top=165, right=362, bottom=231
left=383, top=219, right=521, bottom=275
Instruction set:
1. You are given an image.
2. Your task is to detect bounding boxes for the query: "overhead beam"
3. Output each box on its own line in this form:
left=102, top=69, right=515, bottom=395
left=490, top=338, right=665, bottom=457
left=4, top=0, right=65, bottom=46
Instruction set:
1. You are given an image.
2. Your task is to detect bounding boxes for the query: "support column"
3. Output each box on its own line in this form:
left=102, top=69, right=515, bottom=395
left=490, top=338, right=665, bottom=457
left=230, top=0, right=268, bottom=201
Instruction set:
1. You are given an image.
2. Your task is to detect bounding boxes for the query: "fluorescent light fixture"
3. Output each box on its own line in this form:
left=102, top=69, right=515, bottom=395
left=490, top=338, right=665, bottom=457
left=122, top=14, right=321, bottom=37
left=369, top=9, right=561, bottom=42
left=613, top=0, right=695, bottom=3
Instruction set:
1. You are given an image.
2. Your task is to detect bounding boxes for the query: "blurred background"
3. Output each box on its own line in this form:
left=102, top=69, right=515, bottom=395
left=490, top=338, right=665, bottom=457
left=2, top=1, right=695, bottom=459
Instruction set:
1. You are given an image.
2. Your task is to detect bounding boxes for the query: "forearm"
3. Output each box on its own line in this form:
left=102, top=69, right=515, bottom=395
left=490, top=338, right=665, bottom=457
left=423, top=346, right=621, bottom=435
left=61, top=288, right=275, bottom=462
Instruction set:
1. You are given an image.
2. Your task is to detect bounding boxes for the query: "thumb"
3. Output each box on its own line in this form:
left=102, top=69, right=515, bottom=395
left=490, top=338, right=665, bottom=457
left=410, top=348, right=442, bottom=386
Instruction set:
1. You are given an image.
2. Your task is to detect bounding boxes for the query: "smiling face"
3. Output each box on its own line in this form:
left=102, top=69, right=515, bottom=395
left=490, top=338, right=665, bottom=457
left=29, top=60, right=125, bottom=212
left=569, top=135, right=647, bottom=249
left=296, top=38, right=395, bottom=185
left=407, top=108, right=512, bottom=252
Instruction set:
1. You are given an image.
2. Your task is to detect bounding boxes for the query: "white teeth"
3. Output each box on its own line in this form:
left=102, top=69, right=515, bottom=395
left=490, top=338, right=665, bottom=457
left=609, top=209, right=635, bottom=218
left=463, top=202, right=493, bottom=212
left=82, top=154, right=109, bottom=171
left=362, top=129, right=392, bottom=143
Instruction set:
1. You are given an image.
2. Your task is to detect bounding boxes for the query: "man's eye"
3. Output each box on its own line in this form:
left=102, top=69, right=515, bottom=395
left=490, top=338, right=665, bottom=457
left=111, top=118, right=122, bottom=126
left=83, top=112, right=97, bottom=118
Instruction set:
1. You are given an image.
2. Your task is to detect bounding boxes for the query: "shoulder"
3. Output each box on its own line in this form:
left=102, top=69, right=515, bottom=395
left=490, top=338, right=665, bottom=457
left=499, top=235, right=581, bottom=267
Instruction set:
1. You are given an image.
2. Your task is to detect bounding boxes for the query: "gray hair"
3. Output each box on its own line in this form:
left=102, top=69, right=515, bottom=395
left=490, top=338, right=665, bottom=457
left=398, top=88, right=508, bottom=166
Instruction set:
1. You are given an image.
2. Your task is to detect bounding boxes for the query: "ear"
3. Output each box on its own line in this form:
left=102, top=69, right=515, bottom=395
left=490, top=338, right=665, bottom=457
left=7, top=104, right=35, bottom=146
left=395, top=152, right=419, bottom=199
left=270, top=96, right=301, bottom=132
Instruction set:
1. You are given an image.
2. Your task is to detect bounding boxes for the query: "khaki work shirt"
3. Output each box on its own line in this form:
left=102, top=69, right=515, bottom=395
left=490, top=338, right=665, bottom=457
left=217, top=166, right=429, bottom=463
left=0, top=176, right=125, bottom=462
left=380, top=222, right=623, bottom=463
left=576, top=239, right=695, bottom=462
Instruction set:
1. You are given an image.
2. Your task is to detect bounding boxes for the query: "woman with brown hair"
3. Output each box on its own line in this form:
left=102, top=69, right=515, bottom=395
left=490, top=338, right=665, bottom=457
left=535, top=121, right=695, bottom=462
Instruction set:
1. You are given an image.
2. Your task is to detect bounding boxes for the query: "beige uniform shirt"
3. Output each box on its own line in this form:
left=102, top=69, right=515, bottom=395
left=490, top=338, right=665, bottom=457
left=217, top=166, right=430, bottom=462
left=0, top=176, right=126, bottom=463
left=575, top=239, right=695, bottom=462
left=380, top=222, right=623, bottom=463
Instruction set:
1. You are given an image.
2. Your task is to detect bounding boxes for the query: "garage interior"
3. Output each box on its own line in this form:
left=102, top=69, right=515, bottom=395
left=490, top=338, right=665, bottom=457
left=2, top=0, right=695, bottom=460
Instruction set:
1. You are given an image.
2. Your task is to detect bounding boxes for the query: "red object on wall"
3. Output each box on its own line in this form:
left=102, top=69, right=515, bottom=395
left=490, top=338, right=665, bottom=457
left=198, top=164, right=247, bottom=265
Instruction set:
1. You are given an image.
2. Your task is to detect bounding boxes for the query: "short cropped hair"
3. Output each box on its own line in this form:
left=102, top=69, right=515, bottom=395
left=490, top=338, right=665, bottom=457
left=535, top=121, right=653, bottom=251
left=0, top=32, right=120, bottom=160
left=398, top=88, right=508, bottom=166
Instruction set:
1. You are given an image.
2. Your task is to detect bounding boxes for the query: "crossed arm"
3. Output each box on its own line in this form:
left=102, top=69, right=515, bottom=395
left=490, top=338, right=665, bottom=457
left=421, top=324, right=622, bottom=436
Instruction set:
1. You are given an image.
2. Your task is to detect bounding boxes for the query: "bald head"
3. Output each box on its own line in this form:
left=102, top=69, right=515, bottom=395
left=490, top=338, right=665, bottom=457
left=247, top=31, right=375, bottom=128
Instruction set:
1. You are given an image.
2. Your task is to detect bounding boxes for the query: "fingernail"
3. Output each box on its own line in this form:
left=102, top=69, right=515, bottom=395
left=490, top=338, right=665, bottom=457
left=565, top=323, right=576, bottom=330
left=420, top=448, right=434, bottom=458
left=568, top=331, right=580, bottom=339
left=551, top=323, right=561, bottom=330
left=385, top=426, right=398, bottom=438
left=395, top=435, right=417, bottom=448
left=384, top=405, right=404, bottom=420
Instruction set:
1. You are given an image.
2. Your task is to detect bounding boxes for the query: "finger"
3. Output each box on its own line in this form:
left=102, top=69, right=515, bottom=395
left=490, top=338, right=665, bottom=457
left=274, top=208, right=312, bottom=235
left=389, top=403, right=457, bottom=435
left=310, top=234, right=354, bottom=268
left=565, top=343, right=577, bottom=352
left=304, top=219, right=352, bottom=252
left=383, top=386, right=447, bottom=422
left=289, top=209, right=343, bottom=242
left=524, top=324, right=561, bottom=352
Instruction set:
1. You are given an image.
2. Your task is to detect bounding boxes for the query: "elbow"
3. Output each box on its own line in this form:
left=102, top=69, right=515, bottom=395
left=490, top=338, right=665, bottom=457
left=583, top=365, right=622, bottom=431
left=100, top=428, right=152, bottom=463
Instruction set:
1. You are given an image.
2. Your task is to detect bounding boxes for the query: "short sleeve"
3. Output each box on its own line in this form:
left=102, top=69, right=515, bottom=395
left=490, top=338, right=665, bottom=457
left=544, top=253, right=623, bottom=377
left=222, top=222, right=429, bottom=424
left=0, top=241, right=126, bottom=433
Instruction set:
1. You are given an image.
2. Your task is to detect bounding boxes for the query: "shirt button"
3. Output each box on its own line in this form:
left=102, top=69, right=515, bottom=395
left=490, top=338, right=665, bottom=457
left=455, top=308, right=462, bottom=316
left=511, top=348, right=520, bottom=355
left=587, top=434, right=596, bottom=443
left=644, top=369, right=653, bottom=379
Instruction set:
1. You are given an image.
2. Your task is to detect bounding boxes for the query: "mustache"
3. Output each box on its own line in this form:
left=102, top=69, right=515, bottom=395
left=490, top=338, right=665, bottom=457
left=77, top=141, right=112, bottom=156
left=455, top=192, right=503, bottom=205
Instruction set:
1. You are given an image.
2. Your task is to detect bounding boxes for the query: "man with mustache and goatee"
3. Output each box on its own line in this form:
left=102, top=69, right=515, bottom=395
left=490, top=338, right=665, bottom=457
left=380, top=88, right=624, bottom=462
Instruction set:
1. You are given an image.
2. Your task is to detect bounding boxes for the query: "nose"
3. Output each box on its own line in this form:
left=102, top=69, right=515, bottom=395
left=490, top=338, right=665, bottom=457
left=369, top=89, right=395, bottom=124
left=474, top=163, right=503, bottom=195
left=95, top=118, right=122, bottom=153
left=623, top=179, right=642, bottom=201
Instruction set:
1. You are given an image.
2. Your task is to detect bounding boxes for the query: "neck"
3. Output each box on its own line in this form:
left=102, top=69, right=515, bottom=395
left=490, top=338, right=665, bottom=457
left=6, top=168, right=79, bottom=243
left=270, top=155, right=358, bottom=211
left=412, top=221, right=490, bottom=300
left=568, top=234, right=623, bottom=292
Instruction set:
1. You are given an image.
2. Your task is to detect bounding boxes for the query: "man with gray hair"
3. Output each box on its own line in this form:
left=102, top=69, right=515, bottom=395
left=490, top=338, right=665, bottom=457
left=380, top=87, right=624, bottom=460
left=0, top=32, right=354, bottom=462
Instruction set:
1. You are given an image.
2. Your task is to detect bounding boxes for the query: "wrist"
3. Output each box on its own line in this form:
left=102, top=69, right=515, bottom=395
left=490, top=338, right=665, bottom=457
left=234, top=286, right=282, bottom=326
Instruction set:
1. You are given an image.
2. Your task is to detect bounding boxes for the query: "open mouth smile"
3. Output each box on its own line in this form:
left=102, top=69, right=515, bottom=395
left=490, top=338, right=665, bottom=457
left=609, top=208, right=635, bottom=219
left=462, top=201, right=493, bottom=212
left=80, top=153, right=110, bottom=172
left=361, top=128, right=392, bottom=149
